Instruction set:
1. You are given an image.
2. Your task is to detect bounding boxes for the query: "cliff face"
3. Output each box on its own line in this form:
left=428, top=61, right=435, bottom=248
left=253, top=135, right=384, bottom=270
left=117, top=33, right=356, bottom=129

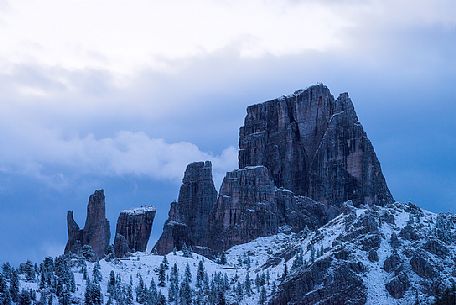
left=64, top=190, right=111, bottom=258
left=114, top=207, right=156, bottom=258
left=239, top=84, right=393, bottom=206
left=208, top=166, right=279, bottom=251
left=208, top=166, right=341, bottom=251
left=154, top=161, right=218, bottom=255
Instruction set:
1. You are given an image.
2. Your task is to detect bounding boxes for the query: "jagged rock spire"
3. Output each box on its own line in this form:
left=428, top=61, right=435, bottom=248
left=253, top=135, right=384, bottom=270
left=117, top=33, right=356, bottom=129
left=64, top=189, right=111, bottom=258
left=154, top=161, right=218, bottom=255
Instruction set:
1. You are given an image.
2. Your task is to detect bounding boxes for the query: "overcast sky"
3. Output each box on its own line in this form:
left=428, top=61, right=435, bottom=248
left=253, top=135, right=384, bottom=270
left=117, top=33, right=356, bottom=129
left=0, top=0, right=455, bottom=264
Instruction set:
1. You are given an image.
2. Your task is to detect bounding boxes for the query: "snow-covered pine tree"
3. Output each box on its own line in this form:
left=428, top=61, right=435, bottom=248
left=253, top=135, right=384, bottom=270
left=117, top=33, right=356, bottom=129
left=10, top=269, right=19, bottom=303
left=259, top=286, right=267, bottom=305
left=162, top=256, right=169, bottom=270
left=135, top=274, right=147, bottom=303
left=244, top=272, right=252, bottom=296
left=158, top=263, right=166, bottom=287
left=19, top=289, right=32, bottom=305
left=219, top=252, right=227, bottom=265
left=196, top=260, right=205, bottom=288
left=184, top=264, right=192, bottom=283
left=168, top=263, right=179, bottom=302
left=107, top=270, right=116, bottom=298
left=92, top=261, right=102, bottom=283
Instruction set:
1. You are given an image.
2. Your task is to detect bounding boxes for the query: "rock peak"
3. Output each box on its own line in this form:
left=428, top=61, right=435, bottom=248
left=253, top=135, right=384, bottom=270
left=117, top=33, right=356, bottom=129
left=64, top=189, right=111, bottom=258
left=239, top=85, right=393, bottom=206
left=114, top=206, right=156, bottom=257
left=154, top=160, right=218, bottom=255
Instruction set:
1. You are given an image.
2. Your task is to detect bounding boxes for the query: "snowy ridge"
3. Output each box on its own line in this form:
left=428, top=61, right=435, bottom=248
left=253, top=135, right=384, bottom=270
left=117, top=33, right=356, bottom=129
left=121, top=206, right=156, bottom=215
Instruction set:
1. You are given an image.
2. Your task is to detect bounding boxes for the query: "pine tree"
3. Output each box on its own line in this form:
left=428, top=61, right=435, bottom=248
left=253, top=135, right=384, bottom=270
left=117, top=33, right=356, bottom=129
left=291, top=250, right=304, bottom=270
left=236, top=282, right=244, bottom=303
left=135, top=274, right=147, bottom=304
left=259, top=286, right=267, bottom=305
left=92, top=261, right=102, bottom=283
left=178, top=279, right=192, bottom=305
left=216, top=290, right=226, bottom=305
left=168, top=263, right=179, bottom=303
left=196, top=260, right=205, bottom=288
left=38, top=291, right=47, bottom=305
left=107, top=270, right=116, bottom=297
left=223, top=273, right=230, bottom=291
left=203, top=272, right=210, bottom=296
left=147, top=278, right=158, bottom=305
left=126, top=284, right=134, bottom=305
left=23, top=261, right=35, bottom=281
left=157, top=292, right=166, bottom=305
left=244, top=272, right=252, bottom=296
left=158, top=263, right=166, bottom=287
left=282, top=262, right=288, bottom=281
left=184, top=263, right=192, bottom=283
left=219, top=252, right=227, bottom=265
left=10, top=269, right=19, bottom=303
left=310, top=245, right=316, bottom=263
left=19, top=289, right=32, bottom=305
left=182, top=243, right=193, bottom=258
left=162, top=256, right=169, bottom=270
left=2, top=263, right=12, bottom=279
left=82, top=264, right=88, bottom=281
left=84, top=278, right=103, bottom=305
left=255, top=273, right=261, bottom=292
left=0, top=274, right=12, bottom=305
left=59, top=285, right=71, bottom=305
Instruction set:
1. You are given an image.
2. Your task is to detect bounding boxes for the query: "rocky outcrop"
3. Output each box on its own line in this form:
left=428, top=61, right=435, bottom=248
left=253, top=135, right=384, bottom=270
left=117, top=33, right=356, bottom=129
left=114, top=207, right=156, bottom=257
left=208, top=166, right=340, bottom=251
left=385, top=272, right=410, bottom=299
left=64, top=190, right=111, bottom=258
left=154, top=161, right=218, bottom=255
left=239, top=84, right=393, bottom=206
left=208, top=166, right=279, bottom=251
left=271, top=258, right=367, bottom=305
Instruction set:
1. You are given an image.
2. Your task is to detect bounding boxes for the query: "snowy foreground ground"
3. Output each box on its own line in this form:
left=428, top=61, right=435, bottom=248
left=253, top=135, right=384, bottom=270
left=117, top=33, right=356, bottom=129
left=15, top=202, right=456, bottom=304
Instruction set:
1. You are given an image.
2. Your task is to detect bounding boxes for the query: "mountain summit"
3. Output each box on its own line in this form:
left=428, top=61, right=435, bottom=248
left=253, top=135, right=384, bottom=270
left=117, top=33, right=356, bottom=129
left=239, top=84, right=393, bottom=206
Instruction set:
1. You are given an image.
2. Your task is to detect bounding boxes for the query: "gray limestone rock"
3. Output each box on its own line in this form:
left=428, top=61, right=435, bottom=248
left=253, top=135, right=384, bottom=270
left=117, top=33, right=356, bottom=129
left=114, top=207, right=156, bottom=257
left=208, top=166, right=341, bottom=251
left=64, top=190, right=111, bottom=258
left=238, top=84, right=393, bottom=206
left=385, top=272, right=410, bottom=299
left=208, top=166, right=279, bottom=251
left=154, top=161, right=218, bottom=255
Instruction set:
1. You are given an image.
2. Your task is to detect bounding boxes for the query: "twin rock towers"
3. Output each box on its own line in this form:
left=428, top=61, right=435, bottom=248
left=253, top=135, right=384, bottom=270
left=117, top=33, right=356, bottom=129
left=64, top=84, right=393, bottom=259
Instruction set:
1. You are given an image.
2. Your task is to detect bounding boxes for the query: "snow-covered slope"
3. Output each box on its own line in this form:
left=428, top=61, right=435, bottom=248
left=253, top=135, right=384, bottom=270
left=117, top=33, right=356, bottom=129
left=10, top=202, right=456, bottom=305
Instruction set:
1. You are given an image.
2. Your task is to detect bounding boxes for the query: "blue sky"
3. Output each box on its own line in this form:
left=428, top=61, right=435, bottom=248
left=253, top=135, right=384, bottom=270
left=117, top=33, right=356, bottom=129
left=0, top=0, right=455, bottom=264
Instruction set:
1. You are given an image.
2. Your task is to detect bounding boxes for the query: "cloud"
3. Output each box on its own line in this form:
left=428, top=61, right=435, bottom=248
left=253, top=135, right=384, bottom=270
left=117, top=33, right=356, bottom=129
left=0, top=126, right=237, bottom=186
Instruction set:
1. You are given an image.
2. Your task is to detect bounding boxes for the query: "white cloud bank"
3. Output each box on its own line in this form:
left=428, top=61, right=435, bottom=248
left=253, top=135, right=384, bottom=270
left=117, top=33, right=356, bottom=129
left=0, top=126, right=238, bottom=185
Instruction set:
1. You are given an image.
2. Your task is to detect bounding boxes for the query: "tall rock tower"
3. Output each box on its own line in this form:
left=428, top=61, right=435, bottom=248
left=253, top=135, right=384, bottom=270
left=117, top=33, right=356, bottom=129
left=154, top=161, right=218, bottom=255
left=64, top=189, right=111, bottom=258
left=114, top=207, right=156, bottom=258
left=239, top=84, right=393, bottom=206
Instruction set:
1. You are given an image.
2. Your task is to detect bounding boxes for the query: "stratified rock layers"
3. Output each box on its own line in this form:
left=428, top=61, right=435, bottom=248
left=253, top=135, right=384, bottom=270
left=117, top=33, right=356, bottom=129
left=64, top=190, right=111, bottom=258
left=114, top=207, right=156, bottom=257
left=239, top=84, right=393, bottom=206
left=154, top=161, right=218, bottom=255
